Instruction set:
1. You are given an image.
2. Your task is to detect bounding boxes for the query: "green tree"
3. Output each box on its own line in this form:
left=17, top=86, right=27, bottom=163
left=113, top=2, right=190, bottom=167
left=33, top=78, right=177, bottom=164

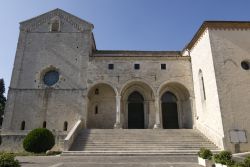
left=0, top=79, right=6, bottom=126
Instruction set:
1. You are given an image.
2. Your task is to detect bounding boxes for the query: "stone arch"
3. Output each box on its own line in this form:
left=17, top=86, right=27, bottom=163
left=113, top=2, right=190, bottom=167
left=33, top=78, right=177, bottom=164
left=87, top=82, right=117, bottom=129
left=87, top=81, right=118, bottom=97
left=157, top=82, right=192, bottom=129
left=120, top=79, right=156, bottom=97
left=120, top=80, right=155, bottom=129
left=157, top=81, right=190, bottom=100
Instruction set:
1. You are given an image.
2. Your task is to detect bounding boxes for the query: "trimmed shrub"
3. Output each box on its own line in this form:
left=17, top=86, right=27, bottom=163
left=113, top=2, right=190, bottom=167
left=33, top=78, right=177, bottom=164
left=0, top=153, right=20, bottom=167
left=213, top=151, right=233, bottom=165
left=23, top=128, right=55, bottom=153
left=198, top=147, right=213, bottom=160
left=244, top=156, right=250, bottom=167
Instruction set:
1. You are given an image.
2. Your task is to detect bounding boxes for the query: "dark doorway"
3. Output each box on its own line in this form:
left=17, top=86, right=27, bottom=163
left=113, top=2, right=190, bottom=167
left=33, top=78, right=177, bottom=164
left=161, top=91, right=179, bottom=129
left=128, top=91, right=144, bottom=129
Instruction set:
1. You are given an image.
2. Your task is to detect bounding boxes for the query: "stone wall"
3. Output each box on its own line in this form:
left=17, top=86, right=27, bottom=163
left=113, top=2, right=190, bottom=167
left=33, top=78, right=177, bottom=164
left=0, top=131, right=66, bottom=152
left=2, top=10, right=93, bottom=132
left=189, top=29, right=225, bottom=149
left=209, top=28, right=250, bottom=152
left=87, top=55, right=194, bottom=129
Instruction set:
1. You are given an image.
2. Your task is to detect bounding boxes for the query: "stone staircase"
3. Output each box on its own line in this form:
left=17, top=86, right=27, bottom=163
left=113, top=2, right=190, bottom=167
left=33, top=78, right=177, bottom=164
left=62, top=129, right=220, bottom=156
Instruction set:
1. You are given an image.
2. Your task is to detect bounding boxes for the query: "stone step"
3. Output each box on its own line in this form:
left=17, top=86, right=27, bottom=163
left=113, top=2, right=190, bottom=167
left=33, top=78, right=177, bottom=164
left=72, top=145, right=217, bottom=148
left=78, top=138, right=211, bottom=143
left=71, top=148, right=217, bottom=151
left=62, top=150, right=220, bottom=156
left=79, top=143, right=215, bottom=145
left=64, top=129, right=220, bottom=156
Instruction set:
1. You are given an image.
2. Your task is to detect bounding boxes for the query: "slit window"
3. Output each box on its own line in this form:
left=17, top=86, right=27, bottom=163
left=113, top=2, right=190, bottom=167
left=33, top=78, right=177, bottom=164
left=43, top=121, right=46, bottom=128
left=199, top=70, right=206, bottom=101
left=63, top=121, right=68, bottom=131
left=95, top=88, right=99, bottom=95
left=108, top=64, right=114, bottom=70
left=21, top=121, right=25, bottom=130
left=134, top=64, right=140, bottom=70
left=95, top=106, right=98, bottom=114
left=161, top=64, right=166, bottom=70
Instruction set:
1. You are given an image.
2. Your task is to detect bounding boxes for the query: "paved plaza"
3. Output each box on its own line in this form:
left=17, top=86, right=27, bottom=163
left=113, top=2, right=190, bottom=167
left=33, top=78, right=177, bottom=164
left=17, top=155, right=200, bottom=167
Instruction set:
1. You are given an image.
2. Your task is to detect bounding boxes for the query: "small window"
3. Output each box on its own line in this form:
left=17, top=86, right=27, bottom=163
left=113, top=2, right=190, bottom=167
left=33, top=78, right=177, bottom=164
left=95, top=106, right=98, bottom=114
left=21, top=121, right=25, bottom=130
left=134, top=64, right=140, bottom=70
left=51, top=20, right=60, bottom=32
left=241, top=61, right=250, bottom=70
left=43, top=70, right=59, bottom=86
left=108, top=64, right=114, bottom=70
left=95, top=88, right=99, bottom=95
left=161, top=64, right=166, bottom=70
left=63, top=121, right=68, bottom=131
left=43, top=121, right=46, bottom=128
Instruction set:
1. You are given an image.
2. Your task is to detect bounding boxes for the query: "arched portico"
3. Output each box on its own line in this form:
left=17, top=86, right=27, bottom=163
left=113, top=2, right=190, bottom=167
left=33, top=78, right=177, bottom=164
left=156, top=82, right=193, bottom=129
left=119, top=80, right=155, bottom=129
left=87, top=82, right=117, bottom=129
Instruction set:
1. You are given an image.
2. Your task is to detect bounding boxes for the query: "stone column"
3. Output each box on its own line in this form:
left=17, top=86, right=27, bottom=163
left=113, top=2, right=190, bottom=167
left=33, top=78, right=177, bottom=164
left=153, top=96, right=161, bottom=129
left=114, top=95, right=122, bottom=129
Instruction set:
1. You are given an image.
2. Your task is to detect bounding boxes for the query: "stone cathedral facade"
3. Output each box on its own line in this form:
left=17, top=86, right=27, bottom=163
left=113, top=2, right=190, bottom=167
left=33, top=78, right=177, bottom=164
left=1, top=9, right=250, bottom=153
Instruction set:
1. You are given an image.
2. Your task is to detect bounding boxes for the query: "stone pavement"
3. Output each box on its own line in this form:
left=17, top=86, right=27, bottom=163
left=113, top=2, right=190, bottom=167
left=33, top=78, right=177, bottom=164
left=17, top=155, right=201, bottom=167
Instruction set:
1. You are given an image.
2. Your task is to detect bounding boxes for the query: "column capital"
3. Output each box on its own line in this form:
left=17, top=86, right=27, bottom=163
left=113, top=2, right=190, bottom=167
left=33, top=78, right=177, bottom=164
left=116, top=95, right=121, bottom=99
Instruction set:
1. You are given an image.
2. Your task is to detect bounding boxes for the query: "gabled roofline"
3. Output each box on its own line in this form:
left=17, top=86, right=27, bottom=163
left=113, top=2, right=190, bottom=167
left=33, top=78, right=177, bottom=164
left=20, top=8, right=94, bottom=28
left=183, top=21, right=250, bottom=52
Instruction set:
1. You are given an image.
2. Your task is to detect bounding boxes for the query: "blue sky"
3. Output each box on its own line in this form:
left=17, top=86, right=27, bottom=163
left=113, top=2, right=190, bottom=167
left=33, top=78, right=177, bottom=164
left=1, top=0, right=250, bottom=94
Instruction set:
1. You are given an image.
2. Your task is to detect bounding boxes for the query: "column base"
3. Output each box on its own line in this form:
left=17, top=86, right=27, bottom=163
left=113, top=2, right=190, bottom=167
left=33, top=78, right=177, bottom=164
left=114, top=122, right=122, bottom=129
left=153, top=123, right=161, bottom=129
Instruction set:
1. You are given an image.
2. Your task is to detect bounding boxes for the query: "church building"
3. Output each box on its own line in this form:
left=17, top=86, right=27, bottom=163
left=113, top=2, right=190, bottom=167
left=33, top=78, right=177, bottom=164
left=1, top=9, right=250, bottom=153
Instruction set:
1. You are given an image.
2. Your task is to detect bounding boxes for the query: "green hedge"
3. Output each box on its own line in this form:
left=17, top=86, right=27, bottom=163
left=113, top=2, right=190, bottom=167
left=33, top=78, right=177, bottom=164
left=23, top=128, right=55, bottom=153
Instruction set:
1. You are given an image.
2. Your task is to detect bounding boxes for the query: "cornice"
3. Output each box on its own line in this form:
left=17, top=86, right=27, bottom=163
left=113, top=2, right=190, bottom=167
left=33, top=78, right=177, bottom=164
left=184, top=21, right=250, bottom=52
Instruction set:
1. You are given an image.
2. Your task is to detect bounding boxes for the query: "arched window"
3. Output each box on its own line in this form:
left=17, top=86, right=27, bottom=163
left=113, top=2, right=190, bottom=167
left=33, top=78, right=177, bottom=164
left=95, top=88, right=99, bottom=95
left=43, top=121, right=46, bottom=128
left=21, top=121, right=25, bottom=130
left=63, top=121, right=68, bottom=131
left=198, top=70, right=206, bottom=101
left=50, top=19, right=60, bottom=32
